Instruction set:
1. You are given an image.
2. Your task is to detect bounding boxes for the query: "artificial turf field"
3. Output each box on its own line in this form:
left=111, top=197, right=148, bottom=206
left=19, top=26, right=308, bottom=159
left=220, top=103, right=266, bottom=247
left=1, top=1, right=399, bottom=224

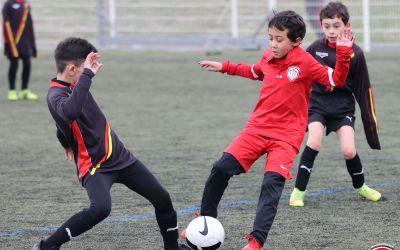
left=0, top=50, right=399, bottom=249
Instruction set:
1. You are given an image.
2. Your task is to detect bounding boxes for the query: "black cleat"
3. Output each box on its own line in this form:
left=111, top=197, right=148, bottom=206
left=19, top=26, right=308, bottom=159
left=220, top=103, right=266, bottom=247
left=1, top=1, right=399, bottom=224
left=32, top=240, right=43, bottom=250
left=32, top=240, right=60, bottom=250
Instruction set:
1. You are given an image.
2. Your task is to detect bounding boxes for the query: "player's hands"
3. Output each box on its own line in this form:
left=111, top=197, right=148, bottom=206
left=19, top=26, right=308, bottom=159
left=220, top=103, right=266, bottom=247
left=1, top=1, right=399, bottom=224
left=336, top=26, right=354, bottom=48
left=84, top=52, right=103, bottom=75
left=64, top=148, right=74, bottom=161
left=198, top=60, right=222, bottom=72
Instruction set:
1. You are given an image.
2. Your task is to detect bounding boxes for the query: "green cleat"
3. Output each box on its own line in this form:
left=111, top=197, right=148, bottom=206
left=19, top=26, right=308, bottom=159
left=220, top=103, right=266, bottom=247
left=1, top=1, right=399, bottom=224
left=7, top=90, right=19, bottom=101
left=356, top=184, right=381, bottom=201
left=19, top=89, right=39, bottom=100
left=289, top=187, right=305, bottom=207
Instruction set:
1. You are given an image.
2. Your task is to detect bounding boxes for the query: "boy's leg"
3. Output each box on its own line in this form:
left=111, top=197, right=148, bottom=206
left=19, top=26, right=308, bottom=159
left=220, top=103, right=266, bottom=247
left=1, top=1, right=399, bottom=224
left=40, top=172, right=115, bottom=249
left=19, top=55, right=38, bottom=100
left=118, top=160, right=180, bottom=250
left=251, top=172, right=285, bottom=247
left=294, top=120, right=324, bottom=192
left=200, top=152, right=245, bottom=217
left=337, top=125, right=381, bottom=201
left=21, top=55, right=31, bottom=90
left=8, top=58, right=18, bottom=90
left=201, top=131, right=265, bottom=218
left=7, top=58, right=19, bottom=100
left=336, top=125, right=363, bottom=186
left=249, top=140, right=296, bottom=247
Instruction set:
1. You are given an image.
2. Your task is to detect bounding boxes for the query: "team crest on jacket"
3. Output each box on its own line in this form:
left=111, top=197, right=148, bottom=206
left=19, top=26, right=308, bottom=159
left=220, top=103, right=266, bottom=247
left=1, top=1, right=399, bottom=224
left=287, top=66, right=300, bottom=82
left=316, top=51, right=328, bottom=58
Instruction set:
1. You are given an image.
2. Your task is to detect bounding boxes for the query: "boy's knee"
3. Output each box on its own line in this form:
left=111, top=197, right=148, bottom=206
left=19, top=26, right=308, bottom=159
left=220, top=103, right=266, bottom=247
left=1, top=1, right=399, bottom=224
left=342, top=148, right=356, bottom=160
left=307, top=139, right=322, bottom=151
left=212, top=153, right=243, bottom=177
left=262, top=172, right=285, bottom=195
left=90, top=203, right=111, bottom=222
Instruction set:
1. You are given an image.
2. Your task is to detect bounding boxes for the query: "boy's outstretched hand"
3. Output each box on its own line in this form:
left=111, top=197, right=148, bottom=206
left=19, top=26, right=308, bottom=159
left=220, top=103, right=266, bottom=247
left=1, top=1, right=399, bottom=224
left=336, top=26, right=355, bottom=48
left=198, top=60, right=222, bottom=72
left=84, top=52, right=103, bottom=75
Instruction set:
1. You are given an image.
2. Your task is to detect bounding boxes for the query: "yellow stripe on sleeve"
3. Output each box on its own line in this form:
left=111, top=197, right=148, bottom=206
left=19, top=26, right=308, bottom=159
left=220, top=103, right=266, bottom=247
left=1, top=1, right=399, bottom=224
left=5, top=21, right=19, bottom=58
left=369, top=88, right=378, bottom=129
left=15, top=6, right=29, bottom=44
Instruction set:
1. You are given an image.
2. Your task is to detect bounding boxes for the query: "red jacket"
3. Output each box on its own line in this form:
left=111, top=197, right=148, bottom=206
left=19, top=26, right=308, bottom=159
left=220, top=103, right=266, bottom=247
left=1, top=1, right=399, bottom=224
left=220, top=45, right=352, bottom=151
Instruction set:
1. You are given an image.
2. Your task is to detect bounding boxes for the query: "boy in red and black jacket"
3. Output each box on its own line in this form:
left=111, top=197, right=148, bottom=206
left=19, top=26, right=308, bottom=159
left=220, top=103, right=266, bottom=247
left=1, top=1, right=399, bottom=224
left=183, top=10, right=354, bottom=250
left=289, top=1, right=381, bottom=207
left=32, top=38, right=190, bottom=250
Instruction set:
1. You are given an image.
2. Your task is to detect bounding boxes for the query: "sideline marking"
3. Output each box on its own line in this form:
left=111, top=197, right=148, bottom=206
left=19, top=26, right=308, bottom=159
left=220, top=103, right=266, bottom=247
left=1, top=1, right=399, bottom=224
left=1, top=181, right=399, bottom=238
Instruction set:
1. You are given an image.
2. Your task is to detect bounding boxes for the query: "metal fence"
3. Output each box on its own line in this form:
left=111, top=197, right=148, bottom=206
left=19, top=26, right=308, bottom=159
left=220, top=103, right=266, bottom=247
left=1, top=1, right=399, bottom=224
left=0, top=0, right=399, bottom=51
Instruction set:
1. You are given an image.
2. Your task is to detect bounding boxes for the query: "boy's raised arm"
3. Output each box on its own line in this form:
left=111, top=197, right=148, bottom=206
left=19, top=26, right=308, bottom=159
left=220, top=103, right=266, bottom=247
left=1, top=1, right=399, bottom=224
left=310, top=27, right=354, bottom=88
left=49, top=53, right=102, bottom=123
left=199, top=58, right=264, bottom=81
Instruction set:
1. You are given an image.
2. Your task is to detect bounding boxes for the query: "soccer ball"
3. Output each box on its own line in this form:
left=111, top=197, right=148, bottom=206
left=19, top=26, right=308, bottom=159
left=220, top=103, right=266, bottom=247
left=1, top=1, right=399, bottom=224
left=185, top=216, right=225, bottom=250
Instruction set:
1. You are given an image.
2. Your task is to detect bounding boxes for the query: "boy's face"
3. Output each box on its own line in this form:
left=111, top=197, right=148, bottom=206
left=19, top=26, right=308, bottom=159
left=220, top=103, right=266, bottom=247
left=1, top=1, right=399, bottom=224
left=321, top=16, right=347, bottom=43
left=268, top=27, right=301, bottom=59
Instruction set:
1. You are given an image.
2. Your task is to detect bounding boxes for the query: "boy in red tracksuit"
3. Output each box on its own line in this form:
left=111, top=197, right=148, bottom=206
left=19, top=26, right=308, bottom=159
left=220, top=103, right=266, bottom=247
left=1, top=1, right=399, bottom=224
left=183, top=10, right=354, bottom=249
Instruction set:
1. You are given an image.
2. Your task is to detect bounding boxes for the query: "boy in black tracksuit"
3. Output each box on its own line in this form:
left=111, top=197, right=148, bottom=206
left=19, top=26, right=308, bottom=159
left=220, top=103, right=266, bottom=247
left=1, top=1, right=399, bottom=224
left=2, top=0, right=38, bottom=100
left=32, top=38, right=190, bottom=250
left=289, top=2, right=382, bottom=207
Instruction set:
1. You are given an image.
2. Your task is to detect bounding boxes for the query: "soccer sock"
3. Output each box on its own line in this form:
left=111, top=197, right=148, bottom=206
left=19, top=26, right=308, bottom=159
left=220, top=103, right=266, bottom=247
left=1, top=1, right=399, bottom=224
left=42, top=212, right=92, bottom=248
left=346, top=153, right=365, bottom=189
left=295, top=145, right=319, bottom=191
left=156, top=207, right=178, bottom=250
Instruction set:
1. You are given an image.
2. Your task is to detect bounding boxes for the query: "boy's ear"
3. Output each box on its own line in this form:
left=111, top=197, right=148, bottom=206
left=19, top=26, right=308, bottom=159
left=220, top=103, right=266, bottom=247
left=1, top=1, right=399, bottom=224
left=65, top=64, right=76, bottom=76
left=345, top=22, right=350, bottom=28
left=293, top=37, right=302, bottom=47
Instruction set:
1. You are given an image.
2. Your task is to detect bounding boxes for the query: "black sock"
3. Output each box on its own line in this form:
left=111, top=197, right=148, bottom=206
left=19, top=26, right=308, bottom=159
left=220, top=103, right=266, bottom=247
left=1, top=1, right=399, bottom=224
left=157, top=209, right=178, bottom=250
left=346, top=153, right=364, bottom=189
left=295, top=145, right=319, bottom=191
left=43, top=212, right=92, bottom=248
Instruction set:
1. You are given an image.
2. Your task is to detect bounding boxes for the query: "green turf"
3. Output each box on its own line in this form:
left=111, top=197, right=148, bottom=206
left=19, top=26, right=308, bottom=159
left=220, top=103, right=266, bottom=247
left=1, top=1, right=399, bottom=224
left=0, top=50, right=399, bottom=249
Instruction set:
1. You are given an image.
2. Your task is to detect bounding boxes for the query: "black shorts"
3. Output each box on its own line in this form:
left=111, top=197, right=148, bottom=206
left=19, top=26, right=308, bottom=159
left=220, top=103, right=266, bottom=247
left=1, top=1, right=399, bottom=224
left=308, top=112, right=355, bottom=135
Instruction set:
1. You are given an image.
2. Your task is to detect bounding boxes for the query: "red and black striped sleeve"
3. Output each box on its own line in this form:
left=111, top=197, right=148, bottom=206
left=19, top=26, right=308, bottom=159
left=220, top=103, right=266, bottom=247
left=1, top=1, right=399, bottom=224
left=351, top=49, right=381, bottom=150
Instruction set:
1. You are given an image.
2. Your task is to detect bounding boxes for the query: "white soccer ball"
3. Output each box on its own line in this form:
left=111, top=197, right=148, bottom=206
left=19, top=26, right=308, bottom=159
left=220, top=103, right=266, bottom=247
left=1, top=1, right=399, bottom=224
left=185, top=216, right=225, bottom=250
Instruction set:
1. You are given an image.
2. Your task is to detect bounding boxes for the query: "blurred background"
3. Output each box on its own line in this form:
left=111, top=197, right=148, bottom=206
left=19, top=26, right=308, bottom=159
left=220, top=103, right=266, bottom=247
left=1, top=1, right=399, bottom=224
left=0, top=0, right=399, bottom=52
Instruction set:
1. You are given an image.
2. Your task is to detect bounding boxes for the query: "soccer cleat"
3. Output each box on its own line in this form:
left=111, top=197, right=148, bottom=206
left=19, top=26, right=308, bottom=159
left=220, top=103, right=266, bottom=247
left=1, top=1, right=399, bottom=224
left=19, top=89, right=39, bottom=100
left=242, top=234, right=262, bottom=250
left=289, top=187, right=305, bottom=207
left=180, top=212, right=199, bottom=240
left=32, top=241, right=42, bottom=250
left=356, top=184, right=382, bottom=201
left=7, top=90, right=19, bottom=101
left=32, top=240, right=60, bottom=250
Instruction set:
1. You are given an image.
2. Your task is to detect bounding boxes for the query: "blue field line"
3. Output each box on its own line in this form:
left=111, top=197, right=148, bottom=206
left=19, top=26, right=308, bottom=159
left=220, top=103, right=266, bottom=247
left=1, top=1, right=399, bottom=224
left=1, top=181, right=399, bottom=239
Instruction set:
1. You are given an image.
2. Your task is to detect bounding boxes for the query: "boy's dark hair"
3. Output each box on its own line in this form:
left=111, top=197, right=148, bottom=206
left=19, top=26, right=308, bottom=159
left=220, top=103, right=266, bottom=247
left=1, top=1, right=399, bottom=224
left=320, top=2, right=350, bottom=25
left=268, top=10, right=306, bottom=42
left=54, top=37, right=97, bottom=73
